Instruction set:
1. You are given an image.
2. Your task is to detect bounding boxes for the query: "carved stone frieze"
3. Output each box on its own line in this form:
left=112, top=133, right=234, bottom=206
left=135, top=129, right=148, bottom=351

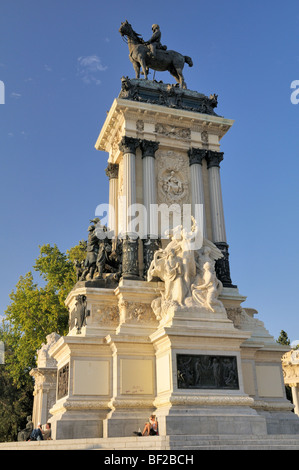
left=118, top=299, right=157, bottom=325
left=154, top=122, right=191, bottom=141
left=282, top=350, right=299, bottom=386
left=94, top=304, right=119, bottom=326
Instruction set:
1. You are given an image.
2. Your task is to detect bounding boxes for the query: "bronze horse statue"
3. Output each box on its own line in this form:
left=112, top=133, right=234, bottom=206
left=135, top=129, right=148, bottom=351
left=119, top=21, right=193, bottom=89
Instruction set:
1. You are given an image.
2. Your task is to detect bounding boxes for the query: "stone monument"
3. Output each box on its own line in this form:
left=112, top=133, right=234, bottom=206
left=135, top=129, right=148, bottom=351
left=282, top=349, right=299, bottom=417
left=31, top=22, right=299, bottom=440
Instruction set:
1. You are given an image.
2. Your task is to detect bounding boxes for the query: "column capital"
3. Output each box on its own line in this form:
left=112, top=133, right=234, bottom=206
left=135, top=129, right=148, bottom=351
left=105, top=162, right=119, bottom=180
left=140, top=139, right=159, bottom=158
left=188, top=148, right=208, bottom=166
left=206, top=150, right=224, bottom=169
left=119, top=136, right=140, bottom=155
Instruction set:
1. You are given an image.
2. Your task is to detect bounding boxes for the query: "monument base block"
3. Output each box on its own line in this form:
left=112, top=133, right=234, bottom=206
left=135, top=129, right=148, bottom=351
left=50, top=408, right=108, bottom=440
left=43, top=280, right=299, bottom=440
left=103, top=408, right=155, bottom=438
left=155, top=404, right=267, bottom=436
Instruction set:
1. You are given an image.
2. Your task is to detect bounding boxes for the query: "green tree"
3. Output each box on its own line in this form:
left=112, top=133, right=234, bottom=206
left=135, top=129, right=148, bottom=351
left=0, top=241, right=86, bottom=441
left=0, top=359, right=33, bottom=442
left=33, top=240, right=86, bottom=308
left=277, top=330, right=291, bottom=346
left=2, top=272, right=69, bottom=385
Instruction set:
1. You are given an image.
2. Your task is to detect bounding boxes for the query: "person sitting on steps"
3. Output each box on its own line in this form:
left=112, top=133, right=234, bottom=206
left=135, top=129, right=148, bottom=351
left=142, top=414, right=159, bottom=436
left=134, top=414, right=159, bottom=436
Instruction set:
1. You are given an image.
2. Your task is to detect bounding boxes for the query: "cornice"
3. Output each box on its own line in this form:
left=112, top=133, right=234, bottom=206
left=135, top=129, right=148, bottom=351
left=95, top=98, right=234, bottom=153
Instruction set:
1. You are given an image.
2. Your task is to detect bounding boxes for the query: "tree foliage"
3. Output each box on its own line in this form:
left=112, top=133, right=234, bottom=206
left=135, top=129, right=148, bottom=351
left=0, top=241, right=86, bottom=441
left=277, top=330, right=291, bottom=346
left=0, top=359, right=33, bottom=442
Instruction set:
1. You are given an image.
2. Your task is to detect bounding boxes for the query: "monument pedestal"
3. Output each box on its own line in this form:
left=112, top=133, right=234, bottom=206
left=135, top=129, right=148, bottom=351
left=149, top=305, right=267, bottom=436
left=102, top=334, right=156, bottom=437
left=48, top=334, right=112, bottom=439
left=33, top=78, right=299, bottom=440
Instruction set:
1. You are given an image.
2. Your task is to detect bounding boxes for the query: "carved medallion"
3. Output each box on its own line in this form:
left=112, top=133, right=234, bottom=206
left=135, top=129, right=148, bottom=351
left=156, top=150, right=189, bottom=205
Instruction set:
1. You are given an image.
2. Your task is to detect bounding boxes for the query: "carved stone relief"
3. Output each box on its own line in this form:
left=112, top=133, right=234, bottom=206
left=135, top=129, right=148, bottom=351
left=57, top=363, right=69, bottom=400
left=177, top=354, right=239, bottom=390
left=94, top=304, right=119, bottom=326
left=118, top=299, right=157, bottom=326
left=155, top=123, right=191, bottom=141
left=201, top=130, right=209, bottom=146
left=156, top=150, right=189, bottom=206
left=136, top=119, right=144, bottom=132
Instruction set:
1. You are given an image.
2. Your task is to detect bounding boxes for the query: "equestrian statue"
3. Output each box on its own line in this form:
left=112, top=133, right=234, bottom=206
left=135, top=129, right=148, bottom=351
left=119, top=21, right=193, bottom=89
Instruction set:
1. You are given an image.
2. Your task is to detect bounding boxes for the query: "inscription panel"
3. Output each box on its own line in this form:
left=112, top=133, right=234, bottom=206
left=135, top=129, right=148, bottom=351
left=177, top=354, right=239, bottom=390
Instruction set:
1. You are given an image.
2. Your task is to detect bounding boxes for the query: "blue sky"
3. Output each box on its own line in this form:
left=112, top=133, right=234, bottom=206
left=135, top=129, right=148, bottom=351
left=0, top=0, right=299, bottom=343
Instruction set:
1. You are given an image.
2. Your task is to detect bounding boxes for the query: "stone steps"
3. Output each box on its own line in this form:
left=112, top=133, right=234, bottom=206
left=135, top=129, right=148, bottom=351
left=1, top=434, right=299, bottom=450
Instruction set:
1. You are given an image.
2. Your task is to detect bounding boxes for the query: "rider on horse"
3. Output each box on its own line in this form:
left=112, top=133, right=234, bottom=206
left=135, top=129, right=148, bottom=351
left=145, top=24, right=167, bottom=60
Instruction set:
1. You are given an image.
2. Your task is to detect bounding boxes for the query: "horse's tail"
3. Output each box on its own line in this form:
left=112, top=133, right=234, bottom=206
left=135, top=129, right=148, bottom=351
left=184, top=56, right=193, bottom=67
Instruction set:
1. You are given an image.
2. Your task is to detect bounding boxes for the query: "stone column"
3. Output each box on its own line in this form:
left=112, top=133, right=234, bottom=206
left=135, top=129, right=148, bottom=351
left=188, top=148, right=207, bottom=238
left=105, top=163, right=119, bottom=237
left=29, top=332, right=60, bottom=427
left=118, top=136, right=140, bottom=279
left=140, top=139, right=161, bottom=278
left=119, top=136, right=140, bottom=224
left=206, top=150, right=235, bottom=287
